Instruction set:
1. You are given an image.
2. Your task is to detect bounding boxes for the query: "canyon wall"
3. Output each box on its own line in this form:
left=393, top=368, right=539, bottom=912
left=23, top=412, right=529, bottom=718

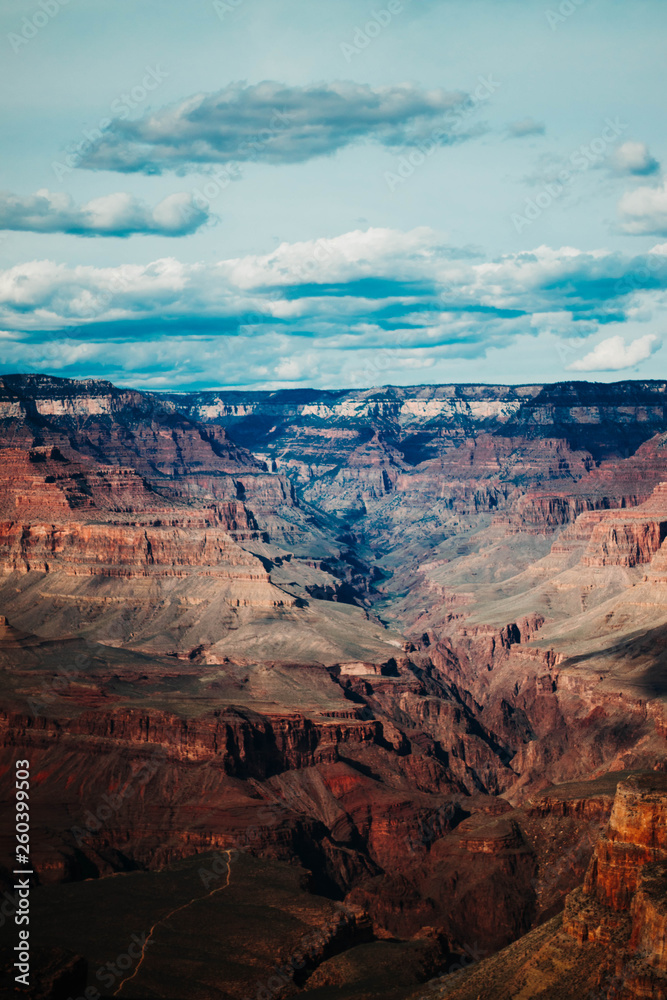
left=1, top=375, right=667, bottom=995
left=415, top=775, right=667, bottom=1000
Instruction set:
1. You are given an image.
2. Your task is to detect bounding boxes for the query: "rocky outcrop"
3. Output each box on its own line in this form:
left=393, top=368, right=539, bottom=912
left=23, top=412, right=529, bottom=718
left=573, top=775, right=667, bottom=916
left=629, top=863, right=667, bottom=971
left=582, top=517, right=667, bottom=567
left=414, top=775, right=667, bottom=1000
left=562, top=775, right=667, bottom=998
left=0, top=705, right=380, bottom=774
left=162, top=382, right=667, bottom=537
left=0, top=616, right=634, bottom=955
left=160, top=381, right=667, bottom=464
left=533, top=480, right=667, bottom=566
left=504, top=433, right=667, bottom=534
left=0, top=520, right=271, bottom=580
left=0, top=441, right=297, bottom=651
left=0, top=375, right=280, bottom=517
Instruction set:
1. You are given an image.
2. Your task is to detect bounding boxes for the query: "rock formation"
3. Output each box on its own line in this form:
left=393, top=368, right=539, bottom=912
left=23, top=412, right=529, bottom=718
left=416, top=775, right=667, bottom=999
left=0, top=375, right=666, bottom=997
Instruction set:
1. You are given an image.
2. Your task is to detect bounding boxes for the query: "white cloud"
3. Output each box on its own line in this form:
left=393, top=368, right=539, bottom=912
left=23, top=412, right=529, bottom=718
left=77, top=81, right=476, bottom=174
left=0, top=189, right=210, bottom=237
left=0, top=230, right=665, bottom=341
left=219, top=226, right=443, bottom=289
left=0, top=230, right=665, bottom=330
left=0, top=229, right=666, bottom=388
left=506, top=118, right=545, bottom=138
left=568, top=334, right=660, bottom=371
left=611, top=141, right=660, bottom=177
left=619, top=180, right=667, bottom=236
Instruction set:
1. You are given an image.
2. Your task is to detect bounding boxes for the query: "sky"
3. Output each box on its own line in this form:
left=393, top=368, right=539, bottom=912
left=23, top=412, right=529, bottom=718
left=1, top=0, right=666, bottom=390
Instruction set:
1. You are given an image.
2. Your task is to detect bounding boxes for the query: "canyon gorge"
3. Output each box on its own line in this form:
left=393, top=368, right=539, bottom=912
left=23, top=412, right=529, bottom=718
left=0, top=374, right=666, bottom=999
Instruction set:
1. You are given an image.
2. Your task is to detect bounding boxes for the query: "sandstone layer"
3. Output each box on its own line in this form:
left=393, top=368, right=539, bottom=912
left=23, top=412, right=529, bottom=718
left=0, top=376, right=666, bottom=997
left=413, top=775, right=667, bottom=999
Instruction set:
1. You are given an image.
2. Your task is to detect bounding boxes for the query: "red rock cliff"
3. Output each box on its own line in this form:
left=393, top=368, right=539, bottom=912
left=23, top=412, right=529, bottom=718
left=564, top=774, right=667, bottom=998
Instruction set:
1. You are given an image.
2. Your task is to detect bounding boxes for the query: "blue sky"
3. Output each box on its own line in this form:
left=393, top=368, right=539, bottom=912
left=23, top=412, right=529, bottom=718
left=1, top=0, right=666, bottom=389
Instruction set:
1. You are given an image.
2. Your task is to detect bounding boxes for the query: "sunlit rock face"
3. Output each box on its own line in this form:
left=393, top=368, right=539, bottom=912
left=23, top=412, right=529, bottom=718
left=413, top=777, right=667, bottom=1000
left=1, top=375, right=667, bottom=997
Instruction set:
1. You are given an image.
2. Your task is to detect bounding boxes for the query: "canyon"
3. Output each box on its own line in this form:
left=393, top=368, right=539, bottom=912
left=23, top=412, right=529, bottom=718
left=0, top=374, right=666, bottom=998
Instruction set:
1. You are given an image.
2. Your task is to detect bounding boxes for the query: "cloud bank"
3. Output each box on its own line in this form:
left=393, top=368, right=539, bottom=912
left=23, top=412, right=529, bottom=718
left=0, top=190, right=210, bottom=237
left=1, top=228, right=665, bottom=387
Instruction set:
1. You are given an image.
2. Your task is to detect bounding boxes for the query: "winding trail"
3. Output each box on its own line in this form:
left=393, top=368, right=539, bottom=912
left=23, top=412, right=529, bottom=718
left=113, top=849, right=234, bottom=997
